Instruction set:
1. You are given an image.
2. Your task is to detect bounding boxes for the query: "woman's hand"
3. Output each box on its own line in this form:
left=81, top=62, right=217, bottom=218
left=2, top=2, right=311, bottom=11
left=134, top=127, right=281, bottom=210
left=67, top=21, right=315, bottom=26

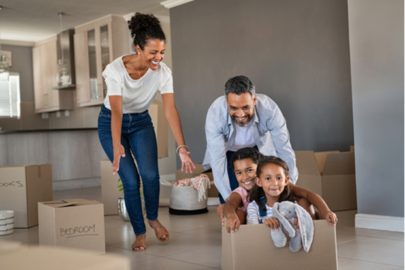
left=178, top=147, right=196, bottom=173
left=264, top=217, right=280, bottom=231
left=112, top=144, right=126, bottom=175
left=226, top=214, right=241, bottom=234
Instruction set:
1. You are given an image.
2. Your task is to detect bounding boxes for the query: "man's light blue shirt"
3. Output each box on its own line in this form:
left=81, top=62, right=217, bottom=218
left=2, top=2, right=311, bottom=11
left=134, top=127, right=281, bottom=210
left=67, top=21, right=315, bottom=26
left=203, top=94, right=298, bottom=200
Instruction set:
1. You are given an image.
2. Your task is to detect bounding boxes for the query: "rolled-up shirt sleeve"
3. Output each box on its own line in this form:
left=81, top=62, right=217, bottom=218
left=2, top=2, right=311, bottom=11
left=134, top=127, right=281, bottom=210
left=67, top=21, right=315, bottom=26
left=205, top=108, right=232, bottom=200
left=267, top=107, right=298, bottom=184
left=102, top=64, right=122, bottom=96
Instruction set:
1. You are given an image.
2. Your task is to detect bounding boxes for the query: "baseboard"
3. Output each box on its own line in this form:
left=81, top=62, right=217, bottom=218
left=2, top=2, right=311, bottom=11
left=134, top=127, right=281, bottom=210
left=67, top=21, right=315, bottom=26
left=355, top=213, right=404, bottom=232
left=53, top=177, right=101, bottom=191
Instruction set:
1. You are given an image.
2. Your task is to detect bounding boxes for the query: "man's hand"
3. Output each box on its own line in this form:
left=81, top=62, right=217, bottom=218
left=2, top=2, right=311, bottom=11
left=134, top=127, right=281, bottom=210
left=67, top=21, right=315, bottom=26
left=263, top=217, right=280, bottom=230
left=226, top=214, right=240, bottom=234
left=217, top=204, right=225, bottom=226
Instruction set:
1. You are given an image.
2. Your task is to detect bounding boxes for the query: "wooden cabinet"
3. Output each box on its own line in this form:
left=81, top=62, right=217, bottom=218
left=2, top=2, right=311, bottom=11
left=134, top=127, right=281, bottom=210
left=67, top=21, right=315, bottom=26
left=33, top=36, right=74, bottom=113
left=74, top=15, right=129, bottom=107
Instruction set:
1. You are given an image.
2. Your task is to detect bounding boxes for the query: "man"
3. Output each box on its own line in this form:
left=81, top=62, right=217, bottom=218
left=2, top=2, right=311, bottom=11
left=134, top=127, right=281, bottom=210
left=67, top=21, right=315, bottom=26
left=203, top=75, right=298, bottom=221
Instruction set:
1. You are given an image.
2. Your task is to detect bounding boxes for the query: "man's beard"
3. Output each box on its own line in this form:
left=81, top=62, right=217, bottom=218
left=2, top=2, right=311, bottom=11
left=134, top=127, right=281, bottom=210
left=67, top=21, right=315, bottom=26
left=232, top=114, right=253, bottom=127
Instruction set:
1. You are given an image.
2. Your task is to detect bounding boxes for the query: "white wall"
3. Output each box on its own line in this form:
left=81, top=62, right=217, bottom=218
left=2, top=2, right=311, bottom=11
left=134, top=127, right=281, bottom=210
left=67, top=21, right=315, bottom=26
left=348, top=0, right=404, bottom=217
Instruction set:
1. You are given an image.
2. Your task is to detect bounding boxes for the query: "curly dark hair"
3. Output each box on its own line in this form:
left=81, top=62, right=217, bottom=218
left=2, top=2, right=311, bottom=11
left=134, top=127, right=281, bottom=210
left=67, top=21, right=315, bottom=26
left=249, top=156, right=295, bottom=211
left=231, top=147, right=263, bottom=169
left=128, top=12, right=166, bottom=51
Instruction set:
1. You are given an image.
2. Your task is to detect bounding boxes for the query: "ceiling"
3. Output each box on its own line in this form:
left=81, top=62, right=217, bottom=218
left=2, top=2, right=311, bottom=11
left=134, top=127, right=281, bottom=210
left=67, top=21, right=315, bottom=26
left=0, top=0, right=169, bottom=42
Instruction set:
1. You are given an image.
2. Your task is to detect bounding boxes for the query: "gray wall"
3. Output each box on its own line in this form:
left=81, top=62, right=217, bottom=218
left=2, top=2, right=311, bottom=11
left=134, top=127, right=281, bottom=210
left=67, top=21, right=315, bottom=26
left=348, top=0, right=404, bottom=217
left=170, top=0, right=354, bottom=165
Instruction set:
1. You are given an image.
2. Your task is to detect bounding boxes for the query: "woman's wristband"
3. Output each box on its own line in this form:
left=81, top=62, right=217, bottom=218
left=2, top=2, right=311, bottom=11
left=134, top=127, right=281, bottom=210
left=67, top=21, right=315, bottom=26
left=176, top=145, right=189, bottom=154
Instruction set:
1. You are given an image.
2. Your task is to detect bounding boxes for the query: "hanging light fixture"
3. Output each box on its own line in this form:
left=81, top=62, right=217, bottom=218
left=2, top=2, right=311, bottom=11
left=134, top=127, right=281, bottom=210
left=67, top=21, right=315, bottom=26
left=0, top=6, right=10, bottom=77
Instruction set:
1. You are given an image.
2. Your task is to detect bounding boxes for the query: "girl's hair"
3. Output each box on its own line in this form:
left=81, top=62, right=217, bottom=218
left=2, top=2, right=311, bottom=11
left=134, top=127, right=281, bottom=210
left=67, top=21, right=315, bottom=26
left=128, top=13, right=166, bottom=51
left=231, top=147, right=263, bottom=169
left=249, top=156, right=296, bottom=211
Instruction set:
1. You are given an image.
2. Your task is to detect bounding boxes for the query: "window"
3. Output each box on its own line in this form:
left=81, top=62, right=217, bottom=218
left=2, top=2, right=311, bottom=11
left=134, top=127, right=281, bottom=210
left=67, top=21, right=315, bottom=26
left=0, top=73, right=20, bottom=118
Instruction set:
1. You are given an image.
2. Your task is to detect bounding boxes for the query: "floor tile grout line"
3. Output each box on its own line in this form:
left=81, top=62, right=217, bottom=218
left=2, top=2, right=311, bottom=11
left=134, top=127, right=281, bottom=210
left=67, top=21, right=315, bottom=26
left=156, top=255, right=221, bottom=269
left=338, top=255, right=404, bottom=267
left=153, top=243, right=222, bottom=258
left=336, top=236, right=365, bottom=245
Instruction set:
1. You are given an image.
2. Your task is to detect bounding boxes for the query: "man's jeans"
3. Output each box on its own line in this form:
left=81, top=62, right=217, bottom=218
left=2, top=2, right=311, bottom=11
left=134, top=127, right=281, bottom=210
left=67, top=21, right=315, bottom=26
left=98, top=105, right=159, bottom=235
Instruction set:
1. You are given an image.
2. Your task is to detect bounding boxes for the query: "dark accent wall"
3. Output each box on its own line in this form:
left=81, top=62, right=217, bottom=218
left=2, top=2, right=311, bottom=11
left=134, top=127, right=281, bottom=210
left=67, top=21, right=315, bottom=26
left=170, top=0, right=353, bottom=165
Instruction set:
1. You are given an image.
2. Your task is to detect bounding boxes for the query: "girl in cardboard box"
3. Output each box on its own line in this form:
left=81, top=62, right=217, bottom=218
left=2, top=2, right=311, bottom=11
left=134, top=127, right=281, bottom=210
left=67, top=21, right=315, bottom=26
left=98, top=13, right=195, bottom=251
left=223, top=147, right=337, bottom=233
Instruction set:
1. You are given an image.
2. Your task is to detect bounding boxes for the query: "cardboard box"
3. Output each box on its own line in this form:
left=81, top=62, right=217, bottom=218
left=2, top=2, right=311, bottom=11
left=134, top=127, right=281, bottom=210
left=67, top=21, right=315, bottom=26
left=0, top=164, right=53, bottom=228
left=176, top=163, right=219, bottom=198
left=150, top=99, right=168, bottom=159
left=38, top=199, right=106, bottom=254
left=0, top=240, right=130, bottom=270
left=295, top=151, right=357, bottom=211
left=222, top=220, right=337, bottom=270
left=100, top=159, right=122, bottom=215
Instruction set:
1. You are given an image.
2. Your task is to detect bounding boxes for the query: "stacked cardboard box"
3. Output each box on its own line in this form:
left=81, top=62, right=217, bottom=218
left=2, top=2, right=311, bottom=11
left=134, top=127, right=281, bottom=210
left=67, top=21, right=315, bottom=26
left=295, top=151, right=357, bottom=211
left=222, top=220, right=337, bottom=270
left=0, top=164, right=53, bottom=228
left=38, top=199, right=105, bottom=254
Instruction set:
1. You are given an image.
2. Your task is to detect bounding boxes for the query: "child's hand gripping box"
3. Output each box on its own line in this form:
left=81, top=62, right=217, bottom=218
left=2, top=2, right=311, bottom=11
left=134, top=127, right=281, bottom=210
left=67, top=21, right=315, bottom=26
left=222, top=220, right=338, bottom=270
left=295, top=151, right=357, bottom=211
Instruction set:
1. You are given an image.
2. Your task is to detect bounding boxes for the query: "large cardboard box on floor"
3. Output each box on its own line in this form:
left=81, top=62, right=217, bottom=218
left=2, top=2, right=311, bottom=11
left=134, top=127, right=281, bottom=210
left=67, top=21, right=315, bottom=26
left=0, top=164, right=52, bottom=228
left=0, top=240, right=130, bottom=270
left=150, top=99, right=168, bottom=159
left=101, top=159, right=122, bottom=215
left=176, top=163, right=219, bottom=197
left=38, top=199, right=105, bottom=254
left=222, top=220, right=337, bottom=270
left=295, top=151, right=357, bottom=211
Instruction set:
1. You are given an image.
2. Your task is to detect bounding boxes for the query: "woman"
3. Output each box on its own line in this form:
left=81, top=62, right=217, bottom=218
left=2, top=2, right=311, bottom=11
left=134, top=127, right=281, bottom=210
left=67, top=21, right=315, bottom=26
left=98, top=13, right=195, bottom=251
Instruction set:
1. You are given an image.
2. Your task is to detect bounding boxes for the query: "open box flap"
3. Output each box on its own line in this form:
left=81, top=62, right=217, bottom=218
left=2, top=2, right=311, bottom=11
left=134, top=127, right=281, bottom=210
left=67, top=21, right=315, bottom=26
left=41, top=199, right=100, bottom=208
left=295, top=151, right=321, bottom=176
left=323, top=152, right=355, bottom=175
left=314, top=151, right=339, bottom=174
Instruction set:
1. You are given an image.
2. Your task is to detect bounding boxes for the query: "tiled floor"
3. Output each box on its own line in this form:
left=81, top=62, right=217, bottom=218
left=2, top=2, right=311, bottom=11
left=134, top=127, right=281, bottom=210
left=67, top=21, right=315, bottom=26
left=1, top=187, right=404, bottom=270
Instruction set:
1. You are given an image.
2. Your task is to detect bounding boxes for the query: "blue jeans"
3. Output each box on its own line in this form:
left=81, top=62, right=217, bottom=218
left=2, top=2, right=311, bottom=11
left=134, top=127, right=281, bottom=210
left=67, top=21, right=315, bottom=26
left=98, top=105, right=160, bottom=236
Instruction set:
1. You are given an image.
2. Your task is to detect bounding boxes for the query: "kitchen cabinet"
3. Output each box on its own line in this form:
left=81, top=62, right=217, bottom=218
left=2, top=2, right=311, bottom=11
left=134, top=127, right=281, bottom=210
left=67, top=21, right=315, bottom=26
left=33, top=36, right=74, bottom=113
left=74, top=15, right=129, bottom=107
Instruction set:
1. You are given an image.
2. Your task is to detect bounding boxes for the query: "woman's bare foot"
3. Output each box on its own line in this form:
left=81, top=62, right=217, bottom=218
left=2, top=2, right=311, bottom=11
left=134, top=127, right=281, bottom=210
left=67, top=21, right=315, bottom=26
left=132, top=234, right=146, bottom=251
left=148, top=219, right=169, bottom=242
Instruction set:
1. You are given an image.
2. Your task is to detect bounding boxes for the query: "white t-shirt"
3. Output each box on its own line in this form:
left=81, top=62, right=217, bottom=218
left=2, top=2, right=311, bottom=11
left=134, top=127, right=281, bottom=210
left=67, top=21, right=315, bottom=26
left=229, top=120, right=256, bottom=151
left=102, top=55, right=173, bottom=114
